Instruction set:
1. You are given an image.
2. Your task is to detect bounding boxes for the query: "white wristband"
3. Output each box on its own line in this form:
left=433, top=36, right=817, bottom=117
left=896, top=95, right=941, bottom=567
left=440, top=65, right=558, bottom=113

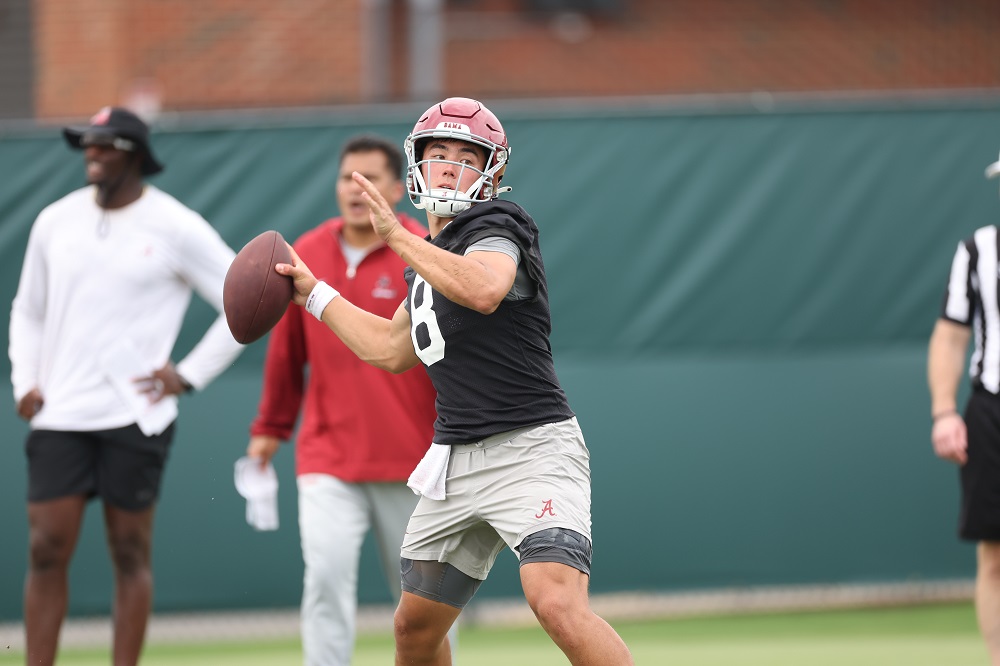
left=305, top=281, right=339, bottom=321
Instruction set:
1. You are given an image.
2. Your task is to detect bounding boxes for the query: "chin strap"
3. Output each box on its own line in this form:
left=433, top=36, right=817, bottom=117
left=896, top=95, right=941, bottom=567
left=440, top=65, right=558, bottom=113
left=423, top=193, right=470, bottom=218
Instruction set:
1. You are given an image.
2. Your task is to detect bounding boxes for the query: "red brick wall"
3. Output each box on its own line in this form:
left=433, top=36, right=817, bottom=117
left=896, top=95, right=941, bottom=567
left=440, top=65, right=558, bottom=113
left=36, top=0, right=130, bottom=117
left=36, top=0, right=366, bottom=118
left=34, top=0, right=1000, bottom=119
left=446, top=0, right=1000, bottom=98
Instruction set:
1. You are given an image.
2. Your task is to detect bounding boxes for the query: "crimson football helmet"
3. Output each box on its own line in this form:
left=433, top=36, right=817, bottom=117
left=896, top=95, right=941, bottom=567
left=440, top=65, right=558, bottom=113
left=405, top=97, right=510, bottom=217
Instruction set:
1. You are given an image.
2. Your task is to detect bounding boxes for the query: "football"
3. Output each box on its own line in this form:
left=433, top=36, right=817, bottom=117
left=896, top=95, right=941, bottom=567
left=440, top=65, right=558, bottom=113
left=223, top=230, right=294, bottom=344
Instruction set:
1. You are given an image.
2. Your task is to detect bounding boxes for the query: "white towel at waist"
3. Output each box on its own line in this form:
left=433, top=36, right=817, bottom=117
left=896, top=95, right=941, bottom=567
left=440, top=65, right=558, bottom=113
left=407, top=443, right=450, bottom=500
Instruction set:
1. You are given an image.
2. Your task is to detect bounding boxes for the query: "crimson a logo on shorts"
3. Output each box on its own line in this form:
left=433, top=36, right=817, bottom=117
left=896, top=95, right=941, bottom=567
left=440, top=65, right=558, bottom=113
left=534, top=499, right=556, bottom=519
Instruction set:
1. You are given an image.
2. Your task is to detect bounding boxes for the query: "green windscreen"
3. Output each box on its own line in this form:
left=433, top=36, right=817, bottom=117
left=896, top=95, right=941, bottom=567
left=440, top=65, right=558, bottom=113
left=0, top=96, right=995, bottom=619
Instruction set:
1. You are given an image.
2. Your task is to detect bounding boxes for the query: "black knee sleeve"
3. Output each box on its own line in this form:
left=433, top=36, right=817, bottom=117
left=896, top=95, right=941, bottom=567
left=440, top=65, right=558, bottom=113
left=400, top=558, right=482, bottom=609
left=517, top=527, right=592, bottom=575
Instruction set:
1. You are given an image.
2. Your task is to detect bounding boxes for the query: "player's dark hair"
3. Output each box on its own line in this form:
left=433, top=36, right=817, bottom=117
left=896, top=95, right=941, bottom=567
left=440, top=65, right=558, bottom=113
left=340, top=135, right=404, bottom=180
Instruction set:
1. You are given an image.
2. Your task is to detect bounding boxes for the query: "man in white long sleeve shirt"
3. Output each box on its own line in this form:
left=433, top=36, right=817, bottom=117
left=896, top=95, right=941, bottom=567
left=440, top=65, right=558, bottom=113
left=8, top=107, right=243, bottom=666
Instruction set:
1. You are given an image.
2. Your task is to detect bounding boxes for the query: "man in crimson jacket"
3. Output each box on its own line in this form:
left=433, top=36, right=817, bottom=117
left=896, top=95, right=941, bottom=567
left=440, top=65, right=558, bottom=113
left=246, top=135, right=439, bottom=666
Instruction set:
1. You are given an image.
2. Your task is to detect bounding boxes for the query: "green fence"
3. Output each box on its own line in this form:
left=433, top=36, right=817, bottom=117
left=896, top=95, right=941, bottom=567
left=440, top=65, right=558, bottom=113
left=0, top=95, right=996, bottom=620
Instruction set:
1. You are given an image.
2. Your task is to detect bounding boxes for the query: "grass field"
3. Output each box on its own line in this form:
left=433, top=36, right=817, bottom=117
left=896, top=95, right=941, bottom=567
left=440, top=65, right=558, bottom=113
left=0, top=602, right=987, bottom=665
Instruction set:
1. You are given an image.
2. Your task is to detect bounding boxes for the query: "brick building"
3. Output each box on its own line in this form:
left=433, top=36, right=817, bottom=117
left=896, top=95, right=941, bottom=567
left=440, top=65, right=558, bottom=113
left=2, top=0, right=999, bottom=120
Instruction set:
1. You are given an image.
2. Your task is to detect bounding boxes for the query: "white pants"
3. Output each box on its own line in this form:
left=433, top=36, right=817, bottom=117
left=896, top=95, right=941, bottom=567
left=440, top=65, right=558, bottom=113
left=298, top=474, right=419, bottom=666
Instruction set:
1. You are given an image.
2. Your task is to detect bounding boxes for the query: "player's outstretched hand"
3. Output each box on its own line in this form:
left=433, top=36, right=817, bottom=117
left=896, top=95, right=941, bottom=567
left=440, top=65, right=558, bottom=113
left=931, top=412, right=968, bottom=465
left=353, top=171, right=402, bottom=242
left=275, top=244, right=318, bottom=307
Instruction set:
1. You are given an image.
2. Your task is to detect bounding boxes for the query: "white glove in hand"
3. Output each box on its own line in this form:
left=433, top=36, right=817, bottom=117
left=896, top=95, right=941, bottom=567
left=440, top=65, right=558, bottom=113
left=234, top=456, right=279, bottom=531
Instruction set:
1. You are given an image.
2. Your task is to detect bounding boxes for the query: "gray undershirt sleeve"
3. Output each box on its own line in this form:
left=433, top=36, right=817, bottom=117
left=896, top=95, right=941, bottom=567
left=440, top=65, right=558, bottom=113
left=465, top=237, right=536, bottom=301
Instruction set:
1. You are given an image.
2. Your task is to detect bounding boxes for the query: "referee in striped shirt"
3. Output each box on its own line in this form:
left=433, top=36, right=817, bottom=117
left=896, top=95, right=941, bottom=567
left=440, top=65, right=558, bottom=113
left=928, top=152, right=1000, bottom=664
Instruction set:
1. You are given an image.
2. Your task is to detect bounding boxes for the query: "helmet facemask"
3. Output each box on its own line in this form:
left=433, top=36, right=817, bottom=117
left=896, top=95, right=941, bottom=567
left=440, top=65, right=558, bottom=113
left=405, top=129, right=509, bottom=218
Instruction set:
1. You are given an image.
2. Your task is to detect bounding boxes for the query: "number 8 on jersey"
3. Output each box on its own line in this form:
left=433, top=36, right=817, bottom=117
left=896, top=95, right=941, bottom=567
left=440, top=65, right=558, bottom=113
left=410, top=275, right=446, bottom=365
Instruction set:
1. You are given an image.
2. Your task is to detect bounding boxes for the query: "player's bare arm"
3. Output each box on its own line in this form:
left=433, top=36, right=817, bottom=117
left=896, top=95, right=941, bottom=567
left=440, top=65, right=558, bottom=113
left=928, top=318, right=972, bottom=464
left=320, top=299, right=420, bottom=373
left=276, top=246, right=420, bottom=373
left=353, top=171, right=517, bottom=314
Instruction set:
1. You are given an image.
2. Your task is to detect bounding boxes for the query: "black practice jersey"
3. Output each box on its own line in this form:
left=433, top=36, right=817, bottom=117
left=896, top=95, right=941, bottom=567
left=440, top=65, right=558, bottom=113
left=404, top=199, right=575, bottom=444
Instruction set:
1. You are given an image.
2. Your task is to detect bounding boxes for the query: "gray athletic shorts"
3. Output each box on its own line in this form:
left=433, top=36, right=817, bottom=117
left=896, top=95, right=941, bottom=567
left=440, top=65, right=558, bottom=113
left=401, top=417, right=592, bottom=580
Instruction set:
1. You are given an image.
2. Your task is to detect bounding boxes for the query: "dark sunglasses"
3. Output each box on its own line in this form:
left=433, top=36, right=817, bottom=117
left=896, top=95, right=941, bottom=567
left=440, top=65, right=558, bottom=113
left=80, top=131, right=136, bottom=152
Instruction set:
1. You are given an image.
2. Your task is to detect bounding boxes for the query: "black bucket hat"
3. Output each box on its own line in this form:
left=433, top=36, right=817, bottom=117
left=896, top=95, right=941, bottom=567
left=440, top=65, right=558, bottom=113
left=63, top=107, right=164, bottom=176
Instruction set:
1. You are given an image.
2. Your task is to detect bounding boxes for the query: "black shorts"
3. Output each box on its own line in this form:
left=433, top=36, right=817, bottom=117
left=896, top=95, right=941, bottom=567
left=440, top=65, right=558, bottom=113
left=960, top=390, right=1000, bottom=540
left=26, top=423, right=175, bottom=511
